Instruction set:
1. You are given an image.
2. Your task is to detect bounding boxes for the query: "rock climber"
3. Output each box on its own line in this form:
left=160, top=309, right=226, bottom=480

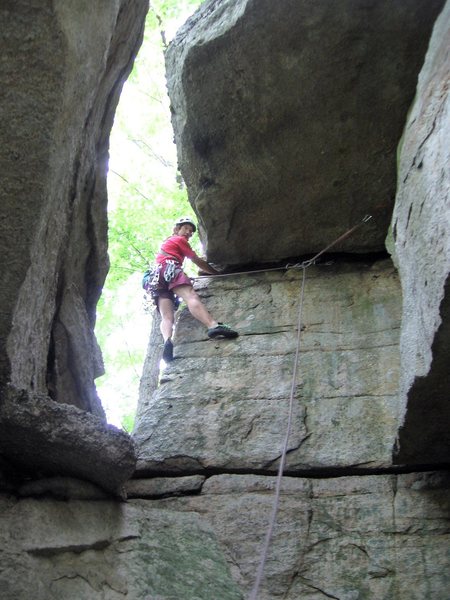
left=149, top=216, right=238, bottom=362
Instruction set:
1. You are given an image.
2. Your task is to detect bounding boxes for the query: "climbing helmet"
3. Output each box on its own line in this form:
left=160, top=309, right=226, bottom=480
left=175, top=216, right=197, bottom=232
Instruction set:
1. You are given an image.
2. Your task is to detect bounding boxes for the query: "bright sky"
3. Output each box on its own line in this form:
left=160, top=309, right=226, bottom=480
left=98, top=4, right=203, bottom=429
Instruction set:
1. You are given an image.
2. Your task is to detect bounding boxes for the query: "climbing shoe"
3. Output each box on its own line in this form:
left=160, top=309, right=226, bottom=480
left=162, top=339, right=174, bottom=362
left=207, top=323, right=238, bottom=339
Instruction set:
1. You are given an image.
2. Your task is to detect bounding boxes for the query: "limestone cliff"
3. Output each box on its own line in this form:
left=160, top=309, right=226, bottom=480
left=388, top=2, right=450, bottom=465
left=0, top=1, right=449, bottom=599
left=132, top=1, right=450, bottom=597
left=134, top=261, right=402, bottom=475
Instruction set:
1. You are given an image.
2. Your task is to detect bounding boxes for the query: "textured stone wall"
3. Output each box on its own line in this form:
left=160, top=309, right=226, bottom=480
left=129, top=260, right=450, bottom=597
left=166, top=0, right=445, bottom=265
left=0, top=0, right=147, bottom=493
left=134, top=261, right=402, bottom=474
left=0, top=471, right=449, bottom=599
left=129, top=2, right=448, bottom=594
left=0, top=0, right=147, bottom=413
left=1, top=259, right=448, bottom=598
left=0, top=489, right=242, bottom=600
left=0, top=0, right=449, bottom=598
left=387, top=1, right=450, bottom=465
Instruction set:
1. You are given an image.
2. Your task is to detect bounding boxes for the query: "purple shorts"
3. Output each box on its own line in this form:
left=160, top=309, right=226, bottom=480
left=153, top=267, right=192, bottom=310
left=168, top=270, right=192, bottom=291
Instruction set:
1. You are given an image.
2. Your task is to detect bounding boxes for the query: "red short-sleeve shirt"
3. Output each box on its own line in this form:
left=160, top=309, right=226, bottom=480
left=156, top=235, right=197, bottom=266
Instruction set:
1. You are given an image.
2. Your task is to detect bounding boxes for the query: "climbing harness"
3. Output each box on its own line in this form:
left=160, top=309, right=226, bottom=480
left=142, top=259, right=181, bottom=289
left=163, top=259, right=177, bottom=283
left=142, top=260, right=183, bottom=312
left=247, top=214, right=373, bottom=600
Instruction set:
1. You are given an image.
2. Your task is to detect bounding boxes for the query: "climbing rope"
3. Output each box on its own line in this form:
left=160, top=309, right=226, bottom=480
left=248, top=265, right=307, bottom=600
left=247, top=214, right=372, bottom=599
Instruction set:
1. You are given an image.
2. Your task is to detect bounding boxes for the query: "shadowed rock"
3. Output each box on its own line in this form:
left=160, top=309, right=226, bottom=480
left=166, top=0, right=445, bottom=265
left=0, top=0, right=148, bottom=414
left=0, top=386, right=136, bottom=494
left=0, top=0, right=146, bottom=495
left=0, top=497, right=243, bottom=600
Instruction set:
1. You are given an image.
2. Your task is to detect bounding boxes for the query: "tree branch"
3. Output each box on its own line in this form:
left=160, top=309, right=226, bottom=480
left=109, top=169, right=152, bottom=202
left=149, top=2, right=168, bottom=50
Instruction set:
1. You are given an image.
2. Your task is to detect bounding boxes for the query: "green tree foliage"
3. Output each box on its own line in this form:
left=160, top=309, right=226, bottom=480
left=96, top=0, right=204, bottom=430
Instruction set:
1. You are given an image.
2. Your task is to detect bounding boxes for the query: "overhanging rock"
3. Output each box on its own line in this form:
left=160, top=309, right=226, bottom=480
left=0, top=387, right=136, bottom=494
left=166, top=0, right=445, bottom=265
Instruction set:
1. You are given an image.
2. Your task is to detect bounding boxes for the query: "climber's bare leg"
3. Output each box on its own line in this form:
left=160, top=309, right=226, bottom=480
left=173, top=285, right=218, bottom=329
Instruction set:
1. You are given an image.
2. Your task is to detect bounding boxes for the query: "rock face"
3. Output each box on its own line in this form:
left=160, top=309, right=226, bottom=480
left=1, top=471, right=448, bottom=599
left=387, top=2, right=450, bottom=465
left=0, top=1, right=147, bottom=489
left=0, top=387, right=136, bottom=494
left=129, top=2, right=450, bottom=597
left=0, top=494, right=243, bottom=600
left=166, top=0, right=445, bottom=265
left=0, top=0, right=147, bottom=412
left=149, top=472, right=450, bottom=599
left=1, top=0, right=449, bottom=599
left=134, top=260, right=402, bottom=474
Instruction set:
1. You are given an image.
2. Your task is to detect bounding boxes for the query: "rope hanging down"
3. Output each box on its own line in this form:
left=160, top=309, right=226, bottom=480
left=247, top=214, right=372, bottom=600
left=248, top=266, right=307, bottom=600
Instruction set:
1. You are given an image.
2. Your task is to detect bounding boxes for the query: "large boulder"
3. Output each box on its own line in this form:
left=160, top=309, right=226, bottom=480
left=166, top=0, right=445, bottom=265
left=387, top=2, right=450, bottom=465
left=0, top=387, right=136, bottom=494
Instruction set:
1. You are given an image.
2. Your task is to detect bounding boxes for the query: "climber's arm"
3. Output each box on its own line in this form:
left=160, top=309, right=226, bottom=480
left=190, top=255, right=219, bottom=275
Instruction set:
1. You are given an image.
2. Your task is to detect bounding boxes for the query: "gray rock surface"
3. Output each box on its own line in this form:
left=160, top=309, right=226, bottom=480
left=0, top=495, right=243, bottom=600
left=134, top=260, right=401, bottom=474
left=0, top=0, right=148, bottom=414
left=387, top=3, right=450, bottom=465
left=18, top=477, right=108, bottom=501
left=0, top=387, right=136, bottom=494
left=126, top=475, right=205, bottom=498
left=1, top=471, right=448, bottom=599
left=148, top=471, right=450, bottom=599
left=0, top=1, right=448, bottom=598
left=0, top=0, right=144, bottom=498
left=166, top=0, right=445, bottom=265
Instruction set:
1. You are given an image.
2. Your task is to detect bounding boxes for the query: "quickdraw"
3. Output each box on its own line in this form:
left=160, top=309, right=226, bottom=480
left=163, top=260, right=177, bottom=283
left=143, top=260, right=180, bottom=290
